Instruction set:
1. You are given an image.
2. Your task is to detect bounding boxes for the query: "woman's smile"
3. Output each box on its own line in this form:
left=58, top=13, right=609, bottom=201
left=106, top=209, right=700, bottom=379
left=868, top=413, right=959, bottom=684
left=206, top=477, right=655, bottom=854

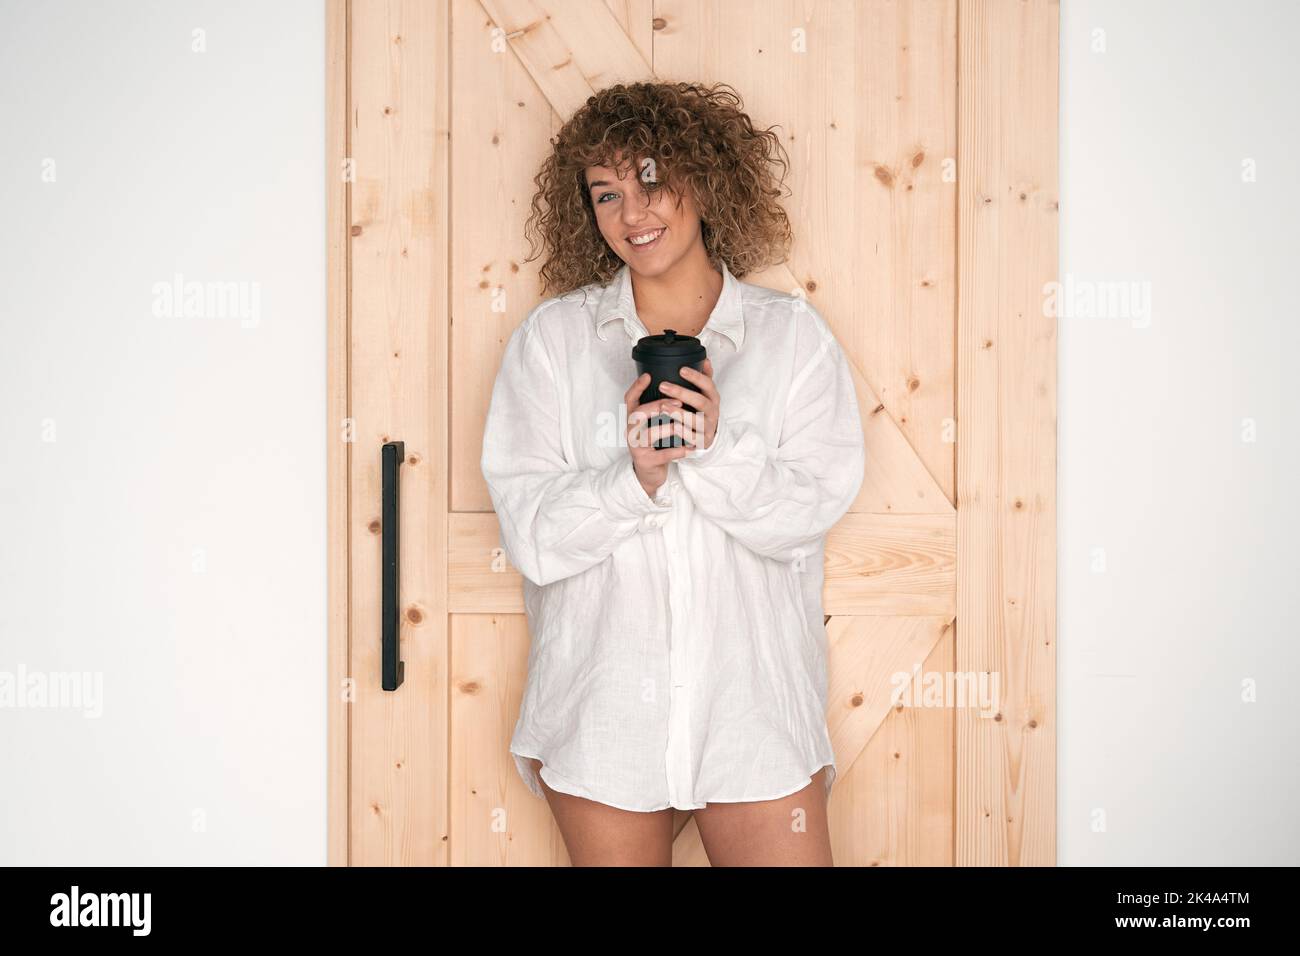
left=627, top=226, right=666, bottom=253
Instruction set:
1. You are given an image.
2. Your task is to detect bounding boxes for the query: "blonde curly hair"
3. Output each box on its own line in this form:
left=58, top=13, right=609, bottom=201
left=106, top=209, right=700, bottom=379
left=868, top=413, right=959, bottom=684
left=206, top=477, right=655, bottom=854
left=523, top=80, right=794, bottom=297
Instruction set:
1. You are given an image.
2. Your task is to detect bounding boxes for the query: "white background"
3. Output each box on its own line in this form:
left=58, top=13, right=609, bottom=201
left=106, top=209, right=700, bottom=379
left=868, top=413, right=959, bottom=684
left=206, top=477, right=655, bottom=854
left=1059, top=0, right=1298, bottom=863
left=0, top=0, right=326, bottom=864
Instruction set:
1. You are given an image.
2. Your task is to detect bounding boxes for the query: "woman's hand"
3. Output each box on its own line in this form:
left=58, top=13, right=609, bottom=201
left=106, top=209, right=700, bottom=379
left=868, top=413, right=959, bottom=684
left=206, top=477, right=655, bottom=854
left=658, top=357, right=719, bottom=453
left=625, top=372, right=693, bottom=498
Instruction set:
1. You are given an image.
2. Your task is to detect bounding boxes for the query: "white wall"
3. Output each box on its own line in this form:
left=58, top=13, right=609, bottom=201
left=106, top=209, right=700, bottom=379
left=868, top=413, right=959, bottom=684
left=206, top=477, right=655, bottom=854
left=1060, top=0, right=1299, bottom=864
left=0, top=0, right=326, bottom=864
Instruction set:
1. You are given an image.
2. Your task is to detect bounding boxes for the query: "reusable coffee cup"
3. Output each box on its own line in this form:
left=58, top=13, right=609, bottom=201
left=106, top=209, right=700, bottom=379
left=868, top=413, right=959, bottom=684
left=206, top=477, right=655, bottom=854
left=632, top=328, right=708, bottom=450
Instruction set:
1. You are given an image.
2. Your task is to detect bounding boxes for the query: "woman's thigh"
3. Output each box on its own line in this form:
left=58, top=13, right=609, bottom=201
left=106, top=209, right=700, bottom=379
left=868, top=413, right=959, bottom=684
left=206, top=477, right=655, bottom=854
left=691, top=766, right=834, bottom=866
left=531, top=758, right=676, bottom=866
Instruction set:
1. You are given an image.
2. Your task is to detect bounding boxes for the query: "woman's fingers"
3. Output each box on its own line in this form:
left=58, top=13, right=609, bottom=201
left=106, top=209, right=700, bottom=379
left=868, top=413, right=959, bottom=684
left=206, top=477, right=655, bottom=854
left=626, top=374, right=710, bottom=458
left=678, top=364, right=718, bottom=402
left=659, top=381, right=707, bottom=408
left=626, top=407, right=692, bottom=449
left=657, top=404, right=706, bottom=435
left=645, top=415, right=691, bottom=448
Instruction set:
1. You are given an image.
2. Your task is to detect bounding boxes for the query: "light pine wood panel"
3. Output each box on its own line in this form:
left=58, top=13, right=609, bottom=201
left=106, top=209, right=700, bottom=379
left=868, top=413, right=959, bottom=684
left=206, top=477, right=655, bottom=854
left=450, top=0, right=559, bottom=515
left=824, top=513, right=955, bottom=615
left=450, top=614, right=570, bottom=865
left=348, top=0, right=450, bottom=866
left=456, top=511, right=955, bottom=614
left=604, top=0, right=656, bottom=64
left=956, top=0, right=1058, bottom=867
left=655, top=0, right=957, bottom=506
left=855, top=374, right=954, bottom=514
left=827, top=618, right=955, bottom=865
left=331, top=0, right=1057, bottom=867
left=477, top=0, right=656, bottom=118
left=856, top=0, right=958, bottom=505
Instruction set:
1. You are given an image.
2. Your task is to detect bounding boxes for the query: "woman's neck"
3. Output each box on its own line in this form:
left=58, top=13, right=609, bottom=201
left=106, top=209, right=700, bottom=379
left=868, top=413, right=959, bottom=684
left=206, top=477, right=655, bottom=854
left=630, top=245, right=722, bottom=337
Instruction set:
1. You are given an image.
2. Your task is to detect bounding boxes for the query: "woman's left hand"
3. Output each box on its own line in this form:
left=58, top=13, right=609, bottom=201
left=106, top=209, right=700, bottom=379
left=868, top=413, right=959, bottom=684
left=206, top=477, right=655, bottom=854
left=659, top=357, right=719, bottom=452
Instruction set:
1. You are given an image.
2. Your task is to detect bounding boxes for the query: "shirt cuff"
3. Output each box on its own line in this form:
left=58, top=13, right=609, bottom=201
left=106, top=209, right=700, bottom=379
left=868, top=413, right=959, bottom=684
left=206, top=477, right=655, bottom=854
left=682, top=412, right=735, bottom=466
left=594, top=456, right=674, bottom=520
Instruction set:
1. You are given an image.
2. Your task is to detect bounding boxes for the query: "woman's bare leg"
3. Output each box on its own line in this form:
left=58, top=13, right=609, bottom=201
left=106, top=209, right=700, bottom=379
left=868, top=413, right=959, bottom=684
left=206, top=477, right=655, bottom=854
left=691, top=766, right=834, bottom=866
left=531, top=758, right=676, bottom=866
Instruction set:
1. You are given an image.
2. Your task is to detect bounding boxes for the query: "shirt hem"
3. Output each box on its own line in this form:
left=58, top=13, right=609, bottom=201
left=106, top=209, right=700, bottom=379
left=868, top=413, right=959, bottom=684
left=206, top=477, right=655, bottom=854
left=698, top=759, right=837, bottom=805
left=511, top=746, right=696, bottom=812
left=510, top=746, right=836, bottom=813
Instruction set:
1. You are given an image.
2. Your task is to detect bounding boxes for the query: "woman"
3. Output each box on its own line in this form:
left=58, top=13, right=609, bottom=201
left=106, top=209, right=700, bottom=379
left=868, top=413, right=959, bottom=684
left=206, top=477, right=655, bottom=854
left=480, top=81, right=865, bottom=866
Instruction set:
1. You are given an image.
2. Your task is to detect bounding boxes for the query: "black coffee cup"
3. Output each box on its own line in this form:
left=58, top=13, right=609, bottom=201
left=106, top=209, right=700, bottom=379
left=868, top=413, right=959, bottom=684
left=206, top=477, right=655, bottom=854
left=632, top=328, right=708, bottom=450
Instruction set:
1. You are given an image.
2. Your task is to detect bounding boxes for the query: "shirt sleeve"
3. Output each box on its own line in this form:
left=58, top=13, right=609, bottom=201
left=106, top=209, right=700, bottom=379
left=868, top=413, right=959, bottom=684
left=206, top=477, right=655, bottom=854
left=676, top=307, right=865, bottom=563
left=480, top=309, right=672, bottom=587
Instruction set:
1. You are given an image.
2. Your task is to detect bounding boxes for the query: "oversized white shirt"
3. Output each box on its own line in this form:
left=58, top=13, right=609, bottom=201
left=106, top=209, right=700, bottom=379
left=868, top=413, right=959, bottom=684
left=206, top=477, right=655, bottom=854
left=480, top=259, right=866, bottom=812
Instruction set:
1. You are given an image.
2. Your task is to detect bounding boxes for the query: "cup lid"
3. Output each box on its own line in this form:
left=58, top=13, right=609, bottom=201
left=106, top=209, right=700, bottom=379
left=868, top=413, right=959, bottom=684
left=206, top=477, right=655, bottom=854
left=632, top=328, right=707, bottom=360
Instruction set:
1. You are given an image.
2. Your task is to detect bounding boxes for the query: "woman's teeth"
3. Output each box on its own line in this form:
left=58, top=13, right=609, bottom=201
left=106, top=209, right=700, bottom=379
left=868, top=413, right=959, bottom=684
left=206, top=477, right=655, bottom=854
left=629, top=228, right=664, bottom=248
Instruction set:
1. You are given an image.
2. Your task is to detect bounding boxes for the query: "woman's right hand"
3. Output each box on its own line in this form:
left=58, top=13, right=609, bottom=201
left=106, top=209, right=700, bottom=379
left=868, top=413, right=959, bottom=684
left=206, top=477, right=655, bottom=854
left=625, top=372, right=691, bottom=498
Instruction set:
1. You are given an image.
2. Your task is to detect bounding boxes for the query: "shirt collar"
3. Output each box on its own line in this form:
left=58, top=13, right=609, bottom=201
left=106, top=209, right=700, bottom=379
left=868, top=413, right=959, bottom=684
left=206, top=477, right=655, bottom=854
left=592, top=259, right=745, bottom=351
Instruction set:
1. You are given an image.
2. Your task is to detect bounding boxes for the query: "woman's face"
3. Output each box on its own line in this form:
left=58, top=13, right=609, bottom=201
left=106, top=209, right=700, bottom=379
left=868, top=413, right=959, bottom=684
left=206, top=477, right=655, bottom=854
left=584, top=158, right=703, bottom=278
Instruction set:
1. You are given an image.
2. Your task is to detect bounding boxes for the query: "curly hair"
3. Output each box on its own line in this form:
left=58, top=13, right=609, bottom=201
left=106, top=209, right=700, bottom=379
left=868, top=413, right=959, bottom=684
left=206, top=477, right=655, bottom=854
left=523, top=80, right=794, bottom=297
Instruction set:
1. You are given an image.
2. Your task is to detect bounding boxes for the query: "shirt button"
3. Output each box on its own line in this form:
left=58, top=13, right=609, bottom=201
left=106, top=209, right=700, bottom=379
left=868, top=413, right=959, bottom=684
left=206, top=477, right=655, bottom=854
left=642, top=513, right=662, bottom=530
left=653, top=495, right=672, bottom=507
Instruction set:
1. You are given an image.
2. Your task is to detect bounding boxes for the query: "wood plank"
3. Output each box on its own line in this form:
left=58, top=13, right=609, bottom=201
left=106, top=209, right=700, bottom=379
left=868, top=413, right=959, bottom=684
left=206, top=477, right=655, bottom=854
left=828, top=617, right=955, bottom=865
left=603, top=0, right=656, bottom=66
left=824, top=615, right=952, bottom=780
left=348, top=0, right=450, bottom=867
left=856, top=0, right=958, bottom=504
left=955, top=0, right=1058, bottom=867
left=450, top=0, right=568, bottom=514
left=477, top=0, right=655, bottom=118
left=825, top=513, right=956, bottom=615
left=451, top=614, right=571, bottom=865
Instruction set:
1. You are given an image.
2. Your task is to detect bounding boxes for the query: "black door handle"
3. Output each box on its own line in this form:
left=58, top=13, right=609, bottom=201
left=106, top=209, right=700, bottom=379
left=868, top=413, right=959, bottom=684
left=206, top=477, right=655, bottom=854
left=381, top=441, right=405, bottom=691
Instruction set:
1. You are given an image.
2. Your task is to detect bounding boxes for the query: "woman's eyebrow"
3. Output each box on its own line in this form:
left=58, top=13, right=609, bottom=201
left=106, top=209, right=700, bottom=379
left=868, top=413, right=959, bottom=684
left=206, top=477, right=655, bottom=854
left=587, top=179, right=611, bottom=191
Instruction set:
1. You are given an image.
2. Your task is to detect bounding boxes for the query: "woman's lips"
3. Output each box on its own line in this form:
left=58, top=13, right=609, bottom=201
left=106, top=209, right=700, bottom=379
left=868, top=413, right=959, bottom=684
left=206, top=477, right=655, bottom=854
left=627, top=227, right=665, bottom=253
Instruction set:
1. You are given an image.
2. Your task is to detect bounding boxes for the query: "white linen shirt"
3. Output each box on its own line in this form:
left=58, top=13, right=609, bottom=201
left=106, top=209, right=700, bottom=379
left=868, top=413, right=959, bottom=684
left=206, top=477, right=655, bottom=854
left=480, top=258, right=866, bottom=812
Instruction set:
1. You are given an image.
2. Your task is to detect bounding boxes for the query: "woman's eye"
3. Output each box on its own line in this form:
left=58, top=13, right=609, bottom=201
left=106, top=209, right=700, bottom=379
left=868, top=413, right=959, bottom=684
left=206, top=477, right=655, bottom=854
left=597, top=192, right=617, bottom=204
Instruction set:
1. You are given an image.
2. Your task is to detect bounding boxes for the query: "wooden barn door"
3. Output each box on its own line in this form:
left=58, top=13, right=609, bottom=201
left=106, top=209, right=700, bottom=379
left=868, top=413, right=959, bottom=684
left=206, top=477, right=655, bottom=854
left=327, top=0, right=1058, bottom=867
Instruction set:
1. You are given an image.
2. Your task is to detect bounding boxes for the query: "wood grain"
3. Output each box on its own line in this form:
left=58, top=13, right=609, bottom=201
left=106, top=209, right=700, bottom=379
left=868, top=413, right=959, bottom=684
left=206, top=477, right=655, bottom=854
left=955, top=0, right=1058, bottom=867
left=347, top=0, right=450, bottom=866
